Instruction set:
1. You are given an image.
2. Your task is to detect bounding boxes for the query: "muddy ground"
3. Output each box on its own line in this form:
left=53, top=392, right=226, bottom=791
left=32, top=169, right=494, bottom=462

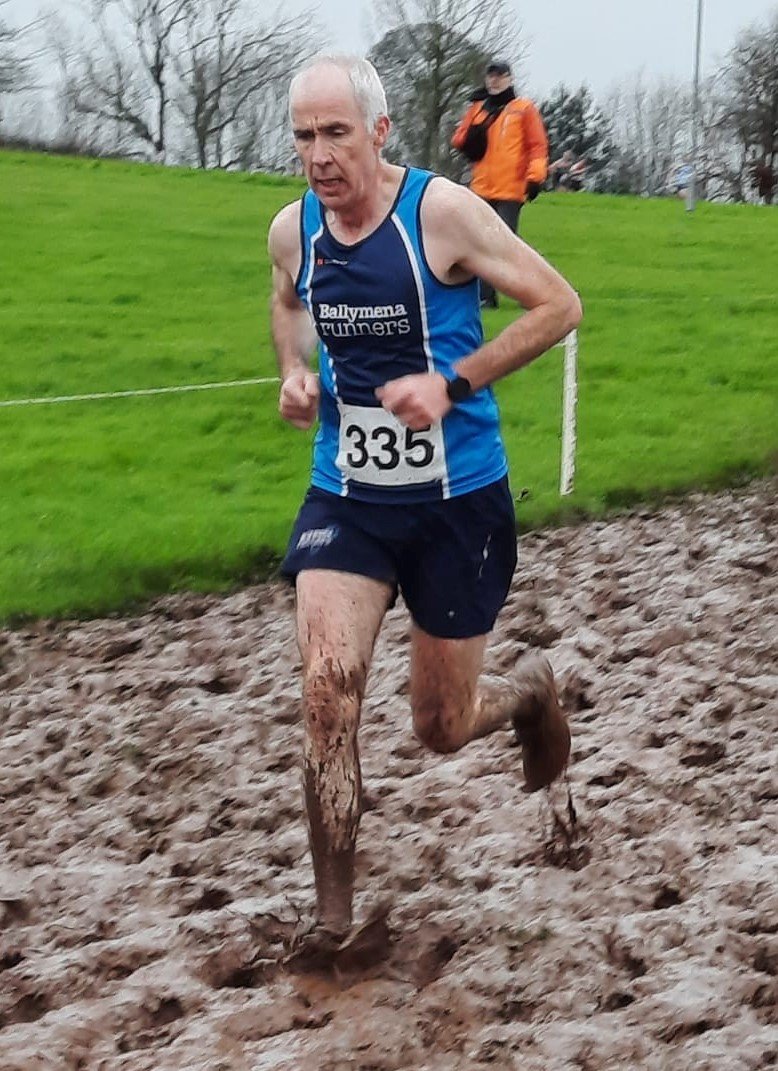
left=0, top=480, right=776, bottom=1071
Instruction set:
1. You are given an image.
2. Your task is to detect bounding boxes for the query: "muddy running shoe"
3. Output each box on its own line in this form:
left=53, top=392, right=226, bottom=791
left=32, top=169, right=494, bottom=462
left=333, top=900, right=392, bottom=973
left=283, top=921, right=348, bottom=972
left=283, top=900, right=393, bottom=974
left=510, top=652, right=571, bottom=792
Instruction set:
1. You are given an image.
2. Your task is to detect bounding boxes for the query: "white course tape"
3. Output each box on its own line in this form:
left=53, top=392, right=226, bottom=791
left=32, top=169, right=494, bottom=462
left=2, top=336, right=570, bottom=410
left=0, top=377, right=281, bottom=408
left=2, top=335, right=579, bottom=497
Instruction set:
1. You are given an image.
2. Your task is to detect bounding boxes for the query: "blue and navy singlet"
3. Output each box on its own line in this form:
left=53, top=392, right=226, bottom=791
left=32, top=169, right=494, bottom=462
left=294, top=166, right=509, bottom=503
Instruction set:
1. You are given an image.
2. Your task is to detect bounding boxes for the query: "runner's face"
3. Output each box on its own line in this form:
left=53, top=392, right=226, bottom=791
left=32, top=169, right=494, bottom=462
left=291, top=70, right=388, bottom=210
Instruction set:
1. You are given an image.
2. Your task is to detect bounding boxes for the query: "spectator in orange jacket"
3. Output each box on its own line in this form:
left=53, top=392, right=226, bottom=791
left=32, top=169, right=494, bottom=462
left=452, top=60, right=548, bottom=308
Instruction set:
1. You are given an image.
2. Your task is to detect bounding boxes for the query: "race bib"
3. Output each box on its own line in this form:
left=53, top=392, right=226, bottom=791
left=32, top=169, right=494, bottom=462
left=336, top=403, right=447, bottom=487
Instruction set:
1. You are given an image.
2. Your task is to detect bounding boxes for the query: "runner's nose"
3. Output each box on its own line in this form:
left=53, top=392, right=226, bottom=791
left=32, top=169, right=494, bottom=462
left=312, top=134, right=332, bottom=167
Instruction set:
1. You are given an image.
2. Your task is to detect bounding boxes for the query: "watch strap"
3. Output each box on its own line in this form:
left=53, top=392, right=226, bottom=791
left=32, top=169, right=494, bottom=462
left=445, top=375, right=473, bottom=403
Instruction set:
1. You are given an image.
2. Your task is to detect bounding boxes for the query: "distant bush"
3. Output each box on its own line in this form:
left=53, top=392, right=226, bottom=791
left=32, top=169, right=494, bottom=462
left=0, top=132, right=133, bottom=162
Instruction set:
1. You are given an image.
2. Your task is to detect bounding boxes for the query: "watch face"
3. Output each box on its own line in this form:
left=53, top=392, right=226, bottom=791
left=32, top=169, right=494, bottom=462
left=447, top=376, right=472, bottom=402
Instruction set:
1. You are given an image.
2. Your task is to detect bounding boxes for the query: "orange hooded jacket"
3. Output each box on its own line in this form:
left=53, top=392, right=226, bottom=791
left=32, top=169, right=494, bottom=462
left=451, top=97, right=549, bottom=203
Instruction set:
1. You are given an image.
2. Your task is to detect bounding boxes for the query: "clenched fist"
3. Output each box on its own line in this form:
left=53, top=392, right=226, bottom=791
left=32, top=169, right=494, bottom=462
left=279, top=369, right=320, bottom=430
left=375, top=373, right=451, bottom=430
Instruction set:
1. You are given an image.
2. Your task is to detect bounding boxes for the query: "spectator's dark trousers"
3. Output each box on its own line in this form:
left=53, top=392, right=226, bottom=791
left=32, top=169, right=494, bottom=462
left=479, top=199, right=522, bottom=307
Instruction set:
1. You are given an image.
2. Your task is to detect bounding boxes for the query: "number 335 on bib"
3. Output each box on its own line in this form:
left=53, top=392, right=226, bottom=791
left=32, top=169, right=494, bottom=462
left=336, top=403, right=447, bottom=487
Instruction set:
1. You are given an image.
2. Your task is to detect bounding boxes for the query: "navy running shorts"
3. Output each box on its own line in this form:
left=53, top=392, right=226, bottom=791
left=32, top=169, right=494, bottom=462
left=280, top=477, right=518, bottom=639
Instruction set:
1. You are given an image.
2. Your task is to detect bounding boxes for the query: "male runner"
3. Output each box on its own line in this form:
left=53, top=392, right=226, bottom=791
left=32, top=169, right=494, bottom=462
left=268, top=54, right=582, bottom=960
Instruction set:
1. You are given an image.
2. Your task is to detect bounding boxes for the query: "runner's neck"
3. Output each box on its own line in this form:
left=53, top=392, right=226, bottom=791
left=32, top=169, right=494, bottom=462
left=326, top=163, right=406, bottom=246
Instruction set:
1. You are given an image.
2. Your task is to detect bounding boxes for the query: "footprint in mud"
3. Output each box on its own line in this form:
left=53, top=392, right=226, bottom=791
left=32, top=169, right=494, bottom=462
left=679, top=740, right=727, bottom=767
left=406, top=929, right=461, bottom=988
left=652, top=884, right=684, bottom=910
left=599, top=988, right=637, bottom=1011
left=198, top=671, right=243, bottom=695
left=184, top=884, right=234, bottom=913
left=401, top=794, right=447, bottom=821
left=645, top=731, right=674, bottom=748
left=587, top=762, right=636, bottom=787
left=753, top=943, right=778, bottom=977
left=324, top=910, right=462, bottom=990
left=198, top=944, right=277, bottom=990
left=391, top=738, right=426, bottom=761
left=4, top=991, right=51, bottom=1027
left=603, top=930, right=648, bottom=979
left=0, top=897, right=29, bottom=927
left=748, top=980, right=778, bottom=1026
left=116, top=995, right=187, bottom=1053
left=189, top=907, right=297, bottom=990
left=264, top=749, right=298, bottom=774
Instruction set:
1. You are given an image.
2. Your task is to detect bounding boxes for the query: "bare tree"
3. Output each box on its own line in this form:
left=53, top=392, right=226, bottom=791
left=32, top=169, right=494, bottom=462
left=0, top=1, right=37, bottom=128
left=173, top=0, right=319, bottom=169
left=368, top=0, right=525, bottom=177
left=225, top=81, right=299, bottom=173
left=717, top=10, right=778, bottom=203
left=60, top=0, right=192, bottom=161
left=601, top=73, right=691, bottom=195
left=686, top=69, right=749, bottom=203
left=0, top=10, right=23, bottom=95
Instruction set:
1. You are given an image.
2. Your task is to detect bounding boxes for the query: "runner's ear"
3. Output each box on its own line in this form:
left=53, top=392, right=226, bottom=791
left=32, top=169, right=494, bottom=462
left=374, top=115, right=390, bottom=150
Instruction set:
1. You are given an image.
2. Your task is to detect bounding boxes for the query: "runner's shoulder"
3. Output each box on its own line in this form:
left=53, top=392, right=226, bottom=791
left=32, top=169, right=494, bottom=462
left=268, top=200, right=302, bottom=268
left=422, top=176, right=492, bottom=233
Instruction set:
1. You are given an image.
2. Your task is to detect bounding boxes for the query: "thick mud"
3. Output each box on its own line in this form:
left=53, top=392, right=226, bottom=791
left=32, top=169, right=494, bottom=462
left=0, top=480, right=775, bottom=1070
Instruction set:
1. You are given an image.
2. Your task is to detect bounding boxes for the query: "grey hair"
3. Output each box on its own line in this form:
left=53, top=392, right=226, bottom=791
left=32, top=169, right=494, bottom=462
left=288, top=54, right=389, bottom=131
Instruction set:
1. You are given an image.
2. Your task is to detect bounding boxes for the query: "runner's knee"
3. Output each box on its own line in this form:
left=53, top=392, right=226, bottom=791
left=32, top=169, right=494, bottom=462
left=412, top=701, right=466, bottom=754
left=302, top=655, right=366, bottom=743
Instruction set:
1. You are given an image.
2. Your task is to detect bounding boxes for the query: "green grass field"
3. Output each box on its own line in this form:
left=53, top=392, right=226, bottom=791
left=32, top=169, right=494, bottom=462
left=1, top=149, right=776, bottom=621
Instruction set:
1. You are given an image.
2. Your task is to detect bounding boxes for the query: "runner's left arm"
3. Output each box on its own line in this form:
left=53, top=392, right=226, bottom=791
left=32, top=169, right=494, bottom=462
left=377, top=180, right=581, bottom=430
left=445, top=182, right=582, bottom=393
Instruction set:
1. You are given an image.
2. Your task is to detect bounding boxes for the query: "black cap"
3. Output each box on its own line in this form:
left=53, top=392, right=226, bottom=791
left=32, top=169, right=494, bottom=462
left=486, top=61, right=511, bottom=76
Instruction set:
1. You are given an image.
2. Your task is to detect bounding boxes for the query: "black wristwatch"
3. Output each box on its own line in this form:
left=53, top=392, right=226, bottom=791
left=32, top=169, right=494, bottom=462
left=445, top=375, right=473, bottom=403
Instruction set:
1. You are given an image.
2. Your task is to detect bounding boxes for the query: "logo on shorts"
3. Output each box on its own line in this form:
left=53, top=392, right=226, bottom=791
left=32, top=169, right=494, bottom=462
left=297, top=525, right=338, bottom=551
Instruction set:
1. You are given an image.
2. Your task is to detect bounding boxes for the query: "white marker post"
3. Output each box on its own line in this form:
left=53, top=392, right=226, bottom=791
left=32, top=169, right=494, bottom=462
left=559, top=329, right=578, bottom=496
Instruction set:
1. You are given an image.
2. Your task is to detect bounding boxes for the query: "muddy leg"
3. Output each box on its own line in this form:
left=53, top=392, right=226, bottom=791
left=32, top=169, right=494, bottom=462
left=302, top=657, right=364, bottom=931
left=296, top=571, right=392, bottom=930
left=485, top=654, right=571, bottom=792
left=410, top=628, right=570, bottom=791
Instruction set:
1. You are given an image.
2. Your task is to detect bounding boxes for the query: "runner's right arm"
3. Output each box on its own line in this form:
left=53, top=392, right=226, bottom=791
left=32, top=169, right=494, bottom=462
left=268, top=203, right=320, bottom=430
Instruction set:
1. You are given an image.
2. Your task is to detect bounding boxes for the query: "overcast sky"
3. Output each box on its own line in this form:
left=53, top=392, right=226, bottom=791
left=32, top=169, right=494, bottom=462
left=5, top=0, right=777, bottom=99
left=289, top=0, right=777, bottom=98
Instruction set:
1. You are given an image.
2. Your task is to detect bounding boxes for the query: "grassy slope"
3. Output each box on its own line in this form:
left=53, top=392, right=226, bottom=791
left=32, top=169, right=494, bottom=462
left=0, top=150, right=776, bottom=619
left=1, top=153, right=310, bottom=618
left=516, top=192, right=777, bottom=514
